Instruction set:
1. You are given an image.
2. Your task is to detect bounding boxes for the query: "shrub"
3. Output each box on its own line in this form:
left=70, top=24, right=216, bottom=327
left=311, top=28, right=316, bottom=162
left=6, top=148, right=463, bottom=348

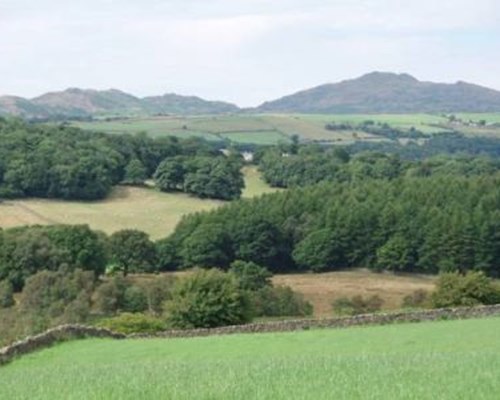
left=166, top=268, right=251, bottom=329
left=229, top=260, right=272, bottom=291
left=250, top=286, right=313, bottom=318
left=140, top=275, right=175, bottom=315
left=332, top=295, right=384, bottom=316
left=93, top=276, right=128, bottom=315
left=430, top=271, right=500, bottom=308
left=96, top=313, right=166, bottom=334
left=402, top=289, right=429, bottom=308
left=123, top=286, right=148, bottom=313
left=0, top=280, right=15, bottom=308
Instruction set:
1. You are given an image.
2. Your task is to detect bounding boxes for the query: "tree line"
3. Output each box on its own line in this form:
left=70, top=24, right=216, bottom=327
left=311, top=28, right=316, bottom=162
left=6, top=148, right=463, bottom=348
left=0, top=118, right=243, bottom=201
left=257, top=145, right=500, bottom=189
left=159, top=174, right=500, bottom=277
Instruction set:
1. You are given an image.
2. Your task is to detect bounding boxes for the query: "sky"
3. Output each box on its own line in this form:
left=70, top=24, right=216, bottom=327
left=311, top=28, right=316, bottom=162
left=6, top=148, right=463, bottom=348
left=1, top=0, right=500, bottom=106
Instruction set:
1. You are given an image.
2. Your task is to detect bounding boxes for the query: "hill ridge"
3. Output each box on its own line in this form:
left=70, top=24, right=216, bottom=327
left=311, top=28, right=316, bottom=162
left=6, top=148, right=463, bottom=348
left=256, top=71, right=500, bottom=113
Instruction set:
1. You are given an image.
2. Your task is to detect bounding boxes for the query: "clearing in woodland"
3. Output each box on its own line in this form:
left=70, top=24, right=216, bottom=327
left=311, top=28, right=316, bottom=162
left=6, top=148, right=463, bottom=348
left=0, top=166, right=276, bottom=239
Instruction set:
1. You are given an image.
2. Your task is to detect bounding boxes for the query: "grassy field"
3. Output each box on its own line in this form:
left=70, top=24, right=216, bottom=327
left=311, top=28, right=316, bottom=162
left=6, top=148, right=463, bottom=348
left=73, top=112, right=500, bottom=144
left=1, top=317, right=499, bottom=399
left=273, top=270, right=435, bottom=317
left=0, top=167, right=276, bottom=239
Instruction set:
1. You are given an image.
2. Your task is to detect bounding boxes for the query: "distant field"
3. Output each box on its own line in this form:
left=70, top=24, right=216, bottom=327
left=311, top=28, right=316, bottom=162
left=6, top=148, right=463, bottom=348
left=273, top=269, right=435, bottom=317
left=2, top=317, right=499, bottom=399
left=72, top=112, right=500, bottom=144
left=0, top=167, right=277, bottom=239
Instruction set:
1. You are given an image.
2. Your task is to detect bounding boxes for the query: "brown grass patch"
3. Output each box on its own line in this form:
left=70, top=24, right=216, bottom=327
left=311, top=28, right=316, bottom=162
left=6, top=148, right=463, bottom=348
left=272, top=269, right=436, bottom=317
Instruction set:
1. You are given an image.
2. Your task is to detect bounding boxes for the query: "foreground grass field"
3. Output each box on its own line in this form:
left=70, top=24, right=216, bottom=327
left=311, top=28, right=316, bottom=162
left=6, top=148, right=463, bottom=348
left=0, top=167, right=276, bottom=239
left=1, top=317, right=499, bottom=399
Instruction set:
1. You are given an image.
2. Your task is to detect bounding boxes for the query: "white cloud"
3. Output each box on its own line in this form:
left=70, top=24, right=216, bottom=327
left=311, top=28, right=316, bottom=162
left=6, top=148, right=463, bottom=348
left=0, top=0, right=499, bottom=105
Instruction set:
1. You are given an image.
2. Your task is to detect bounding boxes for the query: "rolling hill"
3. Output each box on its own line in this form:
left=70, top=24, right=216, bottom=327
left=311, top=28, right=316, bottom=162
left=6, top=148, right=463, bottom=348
left=3, top=72, right=500, bottom=119
left=0, top=89, right=239, bottom=119
left=256, top=72, right=500, bottom=113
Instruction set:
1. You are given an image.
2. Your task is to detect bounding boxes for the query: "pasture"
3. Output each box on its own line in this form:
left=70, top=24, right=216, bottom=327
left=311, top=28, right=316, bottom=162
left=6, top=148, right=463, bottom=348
left=0, top=167, right=276, bottom=239
left=71, top=113, right=477, bottom=144
left=1, top=317, right=498, bottom=399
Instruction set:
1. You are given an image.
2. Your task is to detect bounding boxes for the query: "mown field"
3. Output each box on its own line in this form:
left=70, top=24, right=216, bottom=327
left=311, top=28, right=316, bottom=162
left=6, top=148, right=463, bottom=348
left=0, top=167, right=276, bottom=239
left=1, top=317, right=499, bottom=399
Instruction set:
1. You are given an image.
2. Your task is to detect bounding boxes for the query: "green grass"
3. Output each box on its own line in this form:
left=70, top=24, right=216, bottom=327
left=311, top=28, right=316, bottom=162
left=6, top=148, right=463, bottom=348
left=73, top=113, right=500, bottom=144
left=241, top=166, right=281, bottom=198
left=0, top=167, right=277, bottom=239
left=1, top=317, right=499, bottom=399
left=220, top=130, right=289, bottom=145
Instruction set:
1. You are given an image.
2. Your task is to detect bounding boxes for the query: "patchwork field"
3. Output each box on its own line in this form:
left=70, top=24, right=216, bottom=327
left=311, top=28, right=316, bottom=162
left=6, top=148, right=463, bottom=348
left=0, top=167, right=276, bottom=239
left=1, top=317, right=499, bottom=399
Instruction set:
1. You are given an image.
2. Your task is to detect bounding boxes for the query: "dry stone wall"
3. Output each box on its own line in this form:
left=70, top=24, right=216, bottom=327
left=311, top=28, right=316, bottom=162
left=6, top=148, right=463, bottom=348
left=134, top=304, right=500, bottom=339
left=1, top=304, right=499, bottom=366
left=0, top=325, right=125, bottom=366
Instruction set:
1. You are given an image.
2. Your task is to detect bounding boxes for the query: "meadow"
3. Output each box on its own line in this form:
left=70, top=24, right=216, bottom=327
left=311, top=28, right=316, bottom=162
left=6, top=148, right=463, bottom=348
left=1, top=317, right=498, bottom=399
left=0, top=166, right=276, bottom=239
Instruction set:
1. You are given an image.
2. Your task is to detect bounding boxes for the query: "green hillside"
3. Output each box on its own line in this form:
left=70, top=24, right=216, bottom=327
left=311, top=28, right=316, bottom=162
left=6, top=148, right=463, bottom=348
left=1, top=317, right=499, bottom=399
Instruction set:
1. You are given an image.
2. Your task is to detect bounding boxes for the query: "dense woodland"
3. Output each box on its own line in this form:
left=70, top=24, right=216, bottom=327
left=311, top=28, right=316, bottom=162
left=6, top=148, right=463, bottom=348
left=0, top=118, right=243, bottom=201
left=258, top=143, right=500, bottom=188
left=162, top=175, right=500, bottom=276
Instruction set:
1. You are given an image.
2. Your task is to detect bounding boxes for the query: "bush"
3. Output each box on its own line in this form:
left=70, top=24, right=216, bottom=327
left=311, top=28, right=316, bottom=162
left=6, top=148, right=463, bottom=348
left=93, top=276, right=128, bottom=315
left=123, top=286, right=148, bottom=313
left=140, top=275, right=175, bottom=315
left=96, top=313, right=166, bottom=334
left=332, top=295, right=384, bottom=316
left=229, top=260, right=272, bottom=291
left=0, top=280, right=15, bottom=308
left=402, top=289, right=429, bottom=308
left=166, top=268, right=251, bottom=329
left=430, top=271, right=500, bottom=308
left=250, top=286, right=313, bottom=318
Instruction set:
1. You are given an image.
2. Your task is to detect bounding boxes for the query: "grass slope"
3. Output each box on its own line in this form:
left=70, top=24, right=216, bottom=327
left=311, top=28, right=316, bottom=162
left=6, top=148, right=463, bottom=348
left=1, top=317, right=499, bottom=399
left=0, top=167, right=277, bottom=239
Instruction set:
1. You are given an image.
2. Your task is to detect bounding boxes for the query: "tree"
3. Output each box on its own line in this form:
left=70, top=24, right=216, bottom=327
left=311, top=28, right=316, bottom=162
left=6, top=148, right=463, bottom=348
left=0, top=280, right=14, bottom=308
left=430, top=271, right=500, bottom=308
left=123, top=158, right=147, bottom=185
left=154, top=158, right=186, bottom=191
left=233, top=219, right=290, bottom=271
left=180, top=224, right=232, bottom=269
left=229, top=260, right=272, bottom=291
left=292, top=228, right=346, bottom=272
left=375, top=234, right=414, bottom=272
left=166, top=268, right=251, bottom=329
left=109, top=230, right=158, bottom=276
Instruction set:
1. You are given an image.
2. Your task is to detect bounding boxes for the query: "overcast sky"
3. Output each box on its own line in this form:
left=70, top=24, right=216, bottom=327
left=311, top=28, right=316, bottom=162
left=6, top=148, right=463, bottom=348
left=1, top=0, right=499, bottom=106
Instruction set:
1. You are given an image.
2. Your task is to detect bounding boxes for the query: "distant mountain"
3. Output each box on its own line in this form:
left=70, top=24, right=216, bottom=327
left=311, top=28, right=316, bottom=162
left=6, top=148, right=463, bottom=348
left=143, top=93, right=239, bottom=115
left=3, top=73, right=500, bottom=119
left=256, top=72, right=500, bottom=113
left=0, top=89, right=239, bottom=119
left=32, top=88, right=144, bottom=117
